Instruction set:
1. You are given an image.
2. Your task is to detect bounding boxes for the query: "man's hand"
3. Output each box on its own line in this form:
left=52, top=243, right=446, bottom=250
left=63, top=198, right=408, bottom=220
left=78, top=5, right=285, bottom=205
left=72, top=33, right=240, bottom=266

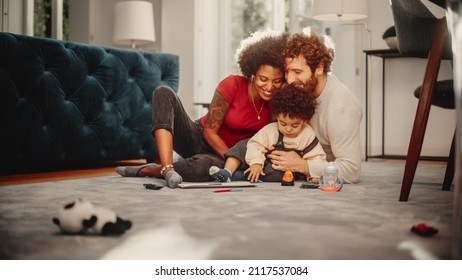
left=267, top=150, right=309, bottom=175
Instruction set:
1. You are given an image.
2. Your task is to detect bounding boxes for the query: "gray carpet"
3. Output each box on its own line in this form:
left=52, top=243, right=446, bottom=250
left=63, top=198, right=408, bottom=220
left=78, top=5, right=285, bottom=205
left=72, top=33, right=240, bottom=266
left=0, top=159, right=454, bottom=260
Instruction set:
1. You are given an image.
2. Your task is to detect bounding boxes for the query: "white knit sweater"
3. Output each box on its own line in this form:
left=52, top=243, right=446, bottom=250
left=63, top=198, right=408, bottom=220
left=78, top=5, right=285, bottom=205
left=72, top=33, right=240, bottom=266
left=308, top=74, right=363, bottom=183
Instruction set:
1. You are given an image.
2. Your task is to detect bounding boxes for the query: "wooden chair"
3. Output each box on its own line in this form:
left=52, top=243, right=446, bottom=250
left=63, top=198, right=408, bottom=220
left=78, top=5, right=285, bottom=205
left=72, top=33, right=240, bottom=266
left=390, top=0, right=455, bottom=201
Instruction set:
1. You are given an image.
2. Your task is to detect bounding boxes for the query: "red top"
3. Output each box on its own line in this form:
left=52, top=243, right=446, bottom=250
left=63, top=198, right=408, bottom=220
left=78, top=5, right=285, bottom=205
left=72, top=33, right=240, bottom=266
left=200, top=75, right=271, bottom=148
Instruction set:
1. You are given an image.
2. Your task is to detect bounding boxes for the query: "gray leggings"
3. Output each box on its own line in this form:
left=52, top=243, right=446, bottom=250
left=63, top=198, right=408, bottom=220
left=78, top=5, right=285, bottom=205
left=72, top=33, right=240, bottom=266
left=151, top=86, right=224, bottom=181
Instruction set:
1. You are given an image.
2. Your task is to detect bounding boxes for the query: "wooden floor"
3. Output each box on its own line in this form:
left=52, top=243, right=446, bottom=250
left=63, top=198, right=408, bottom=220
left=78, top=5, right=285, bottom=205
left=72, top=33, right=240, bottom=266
left=0, top=160, right=146, bottom=186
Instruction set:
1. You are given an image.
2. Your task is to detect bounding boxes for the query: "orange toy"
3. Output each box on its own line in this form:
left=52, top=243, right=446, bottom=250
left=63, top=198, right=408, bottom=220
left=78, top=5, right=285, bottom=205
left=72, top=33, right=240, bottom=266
left=281, top=171, right=294, bottom=186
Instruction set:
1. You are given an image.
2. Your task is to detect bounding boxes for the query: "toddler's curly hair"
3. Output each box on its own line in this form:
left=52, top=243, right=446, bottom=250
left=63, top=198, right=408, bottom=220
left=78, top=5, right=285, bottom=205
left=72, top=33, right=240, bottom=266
left=269, top=85, right=317, bottom=122
left=235, top=29, right=289, bottom=79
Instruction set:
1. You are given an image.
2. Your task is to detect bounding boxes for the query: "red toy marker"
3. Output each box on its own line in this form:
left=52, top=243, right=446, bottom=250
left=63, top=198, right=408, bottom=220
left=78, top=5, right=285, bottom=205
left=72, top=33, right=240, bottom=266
left=213, top=189, right=243, bottom=193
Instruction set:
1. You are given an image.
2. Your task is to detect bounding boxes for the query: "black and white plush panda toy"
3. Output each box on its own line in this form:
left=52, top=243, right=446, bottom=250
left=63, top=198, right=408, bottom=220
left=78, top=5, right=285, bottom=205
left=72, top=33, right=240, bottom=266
left=52, top=198, right=132, bottom=235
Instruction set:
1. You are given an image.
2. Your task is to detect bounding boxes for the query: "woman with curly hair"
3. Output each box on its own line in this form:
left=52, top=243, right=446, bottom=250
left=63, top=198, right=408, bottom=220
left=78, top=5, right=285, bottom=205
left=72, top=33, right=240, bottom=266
left=209, top=84, right=325, bottom=183
left=115, top=30, right=288, bottom=188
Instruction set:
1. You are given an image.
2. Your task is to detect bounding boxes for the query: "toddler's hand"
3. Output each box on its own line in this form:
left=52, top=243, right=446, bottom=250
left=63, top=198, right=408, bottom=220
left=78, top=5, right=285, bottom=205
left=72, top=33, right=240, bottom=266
left=245, top=164, right=265, bottom=182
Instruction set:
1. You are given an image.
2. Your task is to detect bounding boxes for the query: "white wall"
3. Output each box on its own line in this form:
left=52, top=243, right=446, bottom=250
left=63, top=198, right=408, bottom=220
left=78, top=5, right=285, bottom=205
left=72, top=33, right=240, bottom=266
left=68, top=0, right=91, bottom=43
left=192, top=0, right=221, bottom=119
left=161, top=0, right=195, bottom=117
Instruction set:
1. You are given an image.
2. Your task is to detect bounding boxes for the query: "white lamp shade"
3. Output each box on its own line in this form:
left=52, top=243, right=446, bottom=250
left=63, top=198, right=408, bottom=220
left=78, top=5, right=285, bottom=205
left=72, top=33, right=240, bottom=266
left=113, top=1, right=156, bottom=47
left=312, top=0, right=368, bottom=21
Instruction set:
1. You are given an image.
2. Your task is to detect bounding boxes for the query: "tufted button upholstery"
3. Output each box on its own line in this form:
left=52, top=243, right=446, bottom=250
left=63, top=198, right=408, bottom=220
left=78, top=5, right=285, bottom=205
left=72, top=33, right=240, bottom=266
left=0, top=33, right=179, bottom=171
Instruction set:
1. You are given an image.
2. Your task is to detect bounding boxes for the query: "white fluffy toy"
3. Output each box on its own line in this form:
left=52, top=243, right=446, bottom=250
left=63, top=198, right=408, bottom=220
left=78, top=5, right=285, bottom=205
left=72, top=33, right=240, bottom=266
left=52, top=198, right=132, bottom=235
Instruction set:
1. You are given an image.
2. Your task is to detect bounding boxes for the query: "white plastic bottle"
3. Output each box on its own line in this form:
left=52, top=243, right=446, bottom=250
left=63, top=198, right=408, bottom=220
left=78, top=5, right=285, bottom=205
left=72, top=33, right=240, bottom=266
left=321, top=163, right=343, bottom=191
left=323, top=163, right=339, bottom=187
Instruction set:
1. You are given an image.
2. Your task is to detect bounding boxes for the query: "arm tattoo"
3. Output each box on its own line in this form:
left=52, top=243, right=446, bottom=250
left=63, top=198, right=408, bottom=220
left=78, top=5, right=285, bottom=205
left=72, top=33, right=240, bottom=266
left=205, top=90, right=228, bottom=129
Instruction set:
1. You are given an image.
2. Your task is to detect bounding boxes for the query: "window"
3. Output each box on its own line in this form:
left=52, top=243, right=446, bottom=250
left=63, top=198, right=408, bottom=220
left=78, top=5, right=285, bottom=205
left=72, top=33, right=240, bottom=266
left=225, top=0, right=320, bottom=75
left=34, top=0, right=69, bottom=40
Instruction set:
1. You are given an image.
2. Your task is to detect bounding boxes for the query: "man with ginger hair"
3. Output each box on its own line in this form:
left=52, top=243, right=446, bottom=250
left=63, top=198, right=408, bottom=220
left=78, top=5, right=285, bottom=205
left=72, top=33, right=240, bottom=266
left=267, top=28, right=363, bottom=183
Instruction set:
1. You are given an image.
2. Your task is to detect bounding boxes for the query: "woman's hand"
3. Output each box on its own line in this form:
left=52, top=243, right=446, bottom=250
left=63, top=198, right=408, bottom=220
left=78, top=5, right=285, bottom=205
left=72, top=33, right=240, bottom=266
left=244, top=164, right=265, bottom=182
left=267, top=150, right=309, bottom=175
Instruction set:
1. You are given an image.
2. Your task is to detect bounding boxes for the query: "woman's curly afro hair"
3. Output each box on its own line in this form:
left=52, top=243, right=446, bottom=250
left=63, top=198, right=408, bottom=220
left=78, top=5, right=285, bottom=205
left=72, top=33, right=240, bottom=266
left=235, top=29, right=289, bottom=79
left=269, top=84, right=317, bottom=122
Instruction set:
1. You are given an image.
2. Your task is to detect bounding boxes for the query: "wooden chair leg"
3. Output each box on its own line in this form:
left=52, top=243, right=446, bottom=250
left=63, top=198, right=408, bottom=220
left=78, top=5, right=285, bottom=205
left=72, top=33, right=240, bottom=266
left=399, top=18, right=448, bottom=201
left=442, top=132, right=455, bottom=191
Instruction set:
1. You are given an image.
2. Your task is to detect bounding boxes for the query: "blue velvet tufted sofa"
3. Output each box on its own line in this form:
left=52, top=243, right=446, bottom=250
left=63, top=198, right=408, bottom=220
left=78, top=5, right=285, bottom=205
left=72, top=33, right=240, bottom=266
left=0, top=33, right=179, bottom=173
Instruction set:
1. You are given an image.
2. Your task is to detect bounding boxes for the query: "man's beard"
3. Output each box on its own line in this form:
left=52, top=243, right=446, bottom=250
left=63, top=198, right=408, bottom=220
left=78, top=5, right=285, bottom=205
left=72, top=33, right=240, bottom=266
left=303, top=74, right=318, bottom=93
left=289, top=74, right=318, bottom=93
